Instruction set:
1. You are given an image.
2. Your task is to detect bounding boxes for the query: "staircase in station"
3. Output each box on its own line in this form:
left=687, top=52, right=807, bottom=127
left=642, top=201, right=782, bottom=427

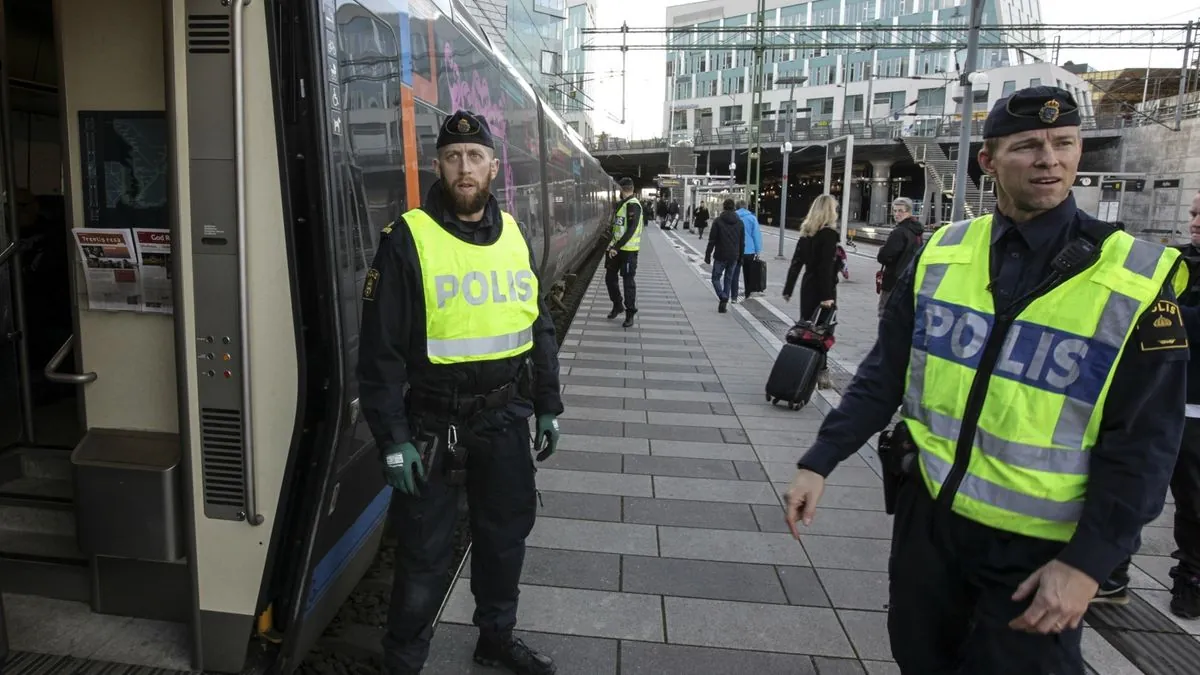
left=902, top=135, right=997, bottom=221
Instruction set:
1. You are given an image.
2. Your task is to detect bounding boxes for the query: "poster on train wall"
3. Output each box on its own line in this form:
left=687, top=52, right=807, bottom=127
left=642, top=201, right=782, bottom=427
left=73, top=228, right=141, bottom=312
left=133, top=228, right=172, bottom=314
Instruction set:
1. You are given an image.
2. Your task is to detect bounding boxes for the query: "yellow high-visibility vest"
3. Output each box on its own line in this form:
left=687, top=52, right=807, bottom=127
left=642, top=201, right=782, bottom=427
left=611, top=197, right=643, bottom=252
left=404, top=208, right=539, bottom=364
left=905, top=215, right=1185, bottom=541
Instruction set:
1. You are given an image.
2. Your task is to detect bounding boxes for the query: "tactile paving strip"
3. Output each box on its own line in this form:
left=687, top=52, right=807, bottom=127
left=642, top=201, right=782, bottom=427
left=1086, top=593, right=1200, bottom=675
left=3, top=651, right=194, bottom=675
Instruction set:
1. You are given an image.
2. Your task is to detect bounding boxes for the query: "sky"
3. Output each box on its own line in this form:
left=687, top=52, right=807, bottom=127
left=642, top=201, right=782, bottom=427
left=584, top=0, right=1200, bottom=140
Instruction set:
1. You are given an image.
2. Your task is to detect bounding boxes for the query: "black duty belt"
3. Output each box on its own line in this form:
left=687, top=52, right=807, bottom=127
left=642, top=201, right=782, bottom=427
left=409, top=381, right=519, bottom=420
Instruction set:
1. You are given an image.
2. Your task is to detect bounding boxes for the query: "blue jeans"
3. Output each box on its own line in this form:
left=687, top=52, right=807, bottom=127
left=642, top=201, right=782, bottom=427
left=711, top=259, right=740, bottom=301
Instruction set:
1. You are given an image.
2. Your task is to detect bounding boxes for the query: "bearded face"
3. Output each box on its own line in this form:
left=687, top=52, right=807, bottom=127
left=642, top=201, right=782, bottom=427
left=435, top=143, right=499, bottom=218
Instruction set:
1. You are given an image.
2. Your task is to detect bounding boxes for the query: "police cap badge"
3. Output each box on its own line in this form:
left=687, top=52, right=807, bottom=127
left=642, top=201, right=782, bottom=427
left=983, top=86, right=1081, bottom=139
left=437, top=110, right=495, bottom=149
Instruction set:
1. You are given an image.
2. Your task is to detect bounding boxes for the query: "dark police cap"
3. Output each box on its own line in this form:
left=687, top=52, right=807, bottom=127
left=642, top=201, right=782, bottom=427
left=437, top=110, right=494, bottom=149
left=983, top=86, right=1081, bottom=139
left=618, top=177, right=635, bottom=188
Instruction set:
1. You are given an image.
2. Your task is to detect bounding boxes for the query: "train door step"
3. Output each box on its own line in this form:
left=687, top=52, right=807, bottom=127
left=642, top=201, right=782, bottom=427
left=0, top=446, right=89, bottom=602
left=2, top=650, right=193, bottom=675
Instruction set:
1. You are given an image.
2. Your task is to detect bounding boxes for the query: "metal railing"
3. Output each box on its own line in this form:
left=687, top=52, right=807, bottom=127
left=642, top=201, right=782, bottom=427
left=44, top=335, right=97, bottom=385
left=591, top=114, right=1131, bottom=153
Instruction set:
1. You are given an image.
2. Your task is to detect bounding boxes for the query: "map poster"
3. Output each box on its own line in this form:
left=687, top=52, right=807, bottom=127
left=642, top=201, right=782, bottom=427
left=78, top=110, right=168, bottom=231
left=73, top=228, right=140, bottom=312
left=133, top=228, right=172, bottom=314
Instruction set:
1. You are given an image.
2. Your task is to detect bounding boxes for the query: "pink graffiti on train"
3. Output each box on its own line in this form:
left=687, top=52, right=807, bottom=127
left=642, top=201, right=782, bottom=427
left=444, top=41, right=516, bottom=214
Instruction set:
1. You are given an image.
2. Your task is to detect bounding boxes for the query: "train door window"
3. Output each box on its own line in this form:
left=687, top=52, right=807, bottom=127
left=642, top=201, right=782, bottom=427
left=330, top=1, right=405, bottom=384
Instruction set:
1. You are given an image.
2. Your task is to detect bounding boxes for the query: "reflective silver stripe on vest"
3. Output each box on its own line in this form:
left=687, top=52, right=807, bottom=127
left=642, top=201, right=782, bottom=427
left=906, top=402, right=1091, bottom=475
left=936, top=219, right=974, bottom=247
left=921, top=448, right=1084, bottom=523
left=1124, top=238, right=1162, bottom=279
left=427, top=327, right=533, bottom=358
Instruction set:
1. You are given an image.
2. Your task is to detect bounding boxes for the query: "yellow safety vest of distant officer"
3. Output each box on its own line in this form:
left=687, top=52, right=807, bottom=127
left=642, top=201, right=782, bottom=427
left=605, top=177, right=642, bottom=327
left=611, top=194, right=643, bottom=252
left=907, top=212, right=1184, bottom=541
left=405, top=208, right=539, bottom=363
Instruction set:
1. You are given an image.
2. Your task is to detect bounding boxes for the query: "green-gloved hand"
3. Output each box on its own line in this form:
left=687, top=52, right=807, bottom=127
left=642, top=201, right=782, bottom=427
left=383, top=442, right=425, bottom=496
left=535, top=414, right=560, bottom=462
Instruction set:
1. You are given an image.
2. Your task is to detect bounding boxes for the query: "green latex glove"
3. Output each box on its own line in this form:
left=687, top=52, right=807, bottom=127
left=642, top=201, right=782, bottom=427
left=535, top=414, right=560, bottom=462
left=383, top=442, right=425, bottom=496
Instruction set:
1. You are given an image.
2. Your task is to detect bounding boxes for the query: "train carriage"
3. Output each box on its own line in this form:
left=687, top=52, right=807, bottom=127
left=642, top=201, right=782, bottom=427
left=0, top=0, right=616, bottom=672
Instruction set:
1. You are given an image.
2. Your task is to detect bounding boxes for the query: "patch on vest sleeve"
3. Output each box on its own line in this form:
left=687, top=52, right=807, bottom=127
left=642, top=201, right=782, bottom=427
left=363, top=268, right=380, bottom=301
left=1137, top=299, right=1189, bottom=351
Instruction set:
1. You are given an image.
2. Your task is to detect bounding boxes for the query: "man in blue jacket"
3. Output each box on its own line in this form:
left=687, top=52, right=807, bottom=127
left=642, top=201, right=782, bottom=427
left=735, top=200, right=764, bottom=301
left=1093, top=193, right=1200, bottom=619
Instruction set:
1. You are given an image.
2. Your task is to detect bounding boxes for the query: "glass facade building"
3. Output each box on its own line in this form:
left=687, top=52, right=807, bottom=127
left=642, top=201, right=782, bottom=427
left=662, top=0, right=1089, bottom=138
left=462, top=0, right=567, bottom=105
left=559, top=0, right=597, bottom=141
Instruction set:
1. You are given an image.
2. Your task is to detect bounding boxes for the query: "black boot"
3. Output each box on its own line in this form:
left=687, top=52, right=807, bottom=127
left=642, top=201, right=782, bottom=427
left=606, top=304, right=622, bottom=320
left=1169, top=565, right=1200, bottom=619
left=622, top=309, right=637, bottom=328
left=473, top=635, right=556, bottom=675
left=718, top=299, right=728, bottom=313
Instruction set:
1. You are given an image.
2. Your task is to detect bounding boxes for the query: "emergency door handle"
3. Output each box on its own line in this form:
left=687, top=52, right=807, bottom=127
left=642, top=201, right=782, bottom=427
left=44, top=335, right=98, bottom=385
left=232, top=0, right=263, bottom=527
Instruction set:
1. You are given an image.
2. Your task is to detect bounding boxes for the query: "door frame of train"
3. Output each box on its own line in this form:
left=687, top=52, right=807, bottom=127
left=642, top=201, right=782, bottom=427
left=0, top=0, right=37, bottom=448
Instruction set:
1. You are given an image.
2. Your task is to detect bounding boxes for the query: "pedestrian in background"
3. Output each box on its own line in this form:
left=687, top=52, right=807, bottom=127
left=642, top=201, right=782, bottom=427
left=736, top=200, right=764, bottom=300
left=705, top=198, right=744, bottom=314
left=875, top=197, right=925, bottom=316
left=694, top=201, right=710, bottom=239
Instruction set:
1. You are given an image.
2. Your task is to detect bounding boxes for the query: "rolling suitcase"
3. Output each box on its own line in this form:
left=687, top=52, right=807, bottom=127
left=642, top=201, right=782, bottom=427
left=765, top=307, right=837, bottom=410
left=750, top=258, right=767, bottom=293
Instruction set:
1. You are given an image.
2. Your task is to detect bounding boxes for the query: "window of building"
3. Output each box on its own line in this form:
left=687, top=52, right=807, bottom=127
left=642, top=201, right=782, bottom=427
left=874, top=90, right=906, bottom=114
left=722, top=74, right=746, bottom=95
left=666, top=60, right=675, bottom=77
left=697, top=79, right=718, bottom=97
left=1030, top=77, right=1042, bottom=87
left=812, top=64, right=834, bottom=86
left=880, top=0, right=909, bottom=17
left=807, top=97, right=835, bottom=119
left=916, top=87, right=946, bottom=114
left=540, top=50, right=561, bottom=75
left=672, top=110, right=688, bottom=131
left=1001, top=80, right=1016, bottom=97
left=845, top=0, right=875, bottom=23
left=813, top=5, right=837, bottom=25
left=845, top=94, right=864, bottom=116
left=533, top=0, right=566, bottom=18
left=675, top=77, right=693, bottom=100
left=719, top=105, right=744, bottom=124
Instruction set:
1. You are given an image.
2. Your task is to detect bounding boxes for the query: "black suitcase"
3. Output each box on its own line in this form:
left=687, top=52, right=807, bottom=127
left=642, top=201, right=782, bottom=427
left=750, top=258, right=767, bottom=292
left=766, top=343, right=823, bottom=410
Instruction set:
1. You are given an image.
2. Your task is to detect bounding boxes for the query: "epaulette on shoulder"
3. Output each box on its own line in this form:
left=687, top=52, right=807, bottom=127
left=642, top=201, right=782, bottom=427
left=381, top=221, right=395, bottom=236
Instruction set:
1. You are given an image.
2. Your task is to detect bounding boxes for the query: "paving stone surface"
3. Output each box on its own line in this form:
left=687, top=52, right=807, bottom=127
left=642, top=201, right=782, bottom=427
left=433, top=229, right=1150, bottom=673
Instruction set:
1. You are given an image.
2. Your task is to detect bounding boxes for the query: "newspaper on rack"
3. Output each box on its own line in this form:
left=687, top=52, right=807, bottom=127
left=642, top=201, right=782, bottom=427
left=73, top=228, right=140, bottom=312
left=133, top=228, right=172, bottom=314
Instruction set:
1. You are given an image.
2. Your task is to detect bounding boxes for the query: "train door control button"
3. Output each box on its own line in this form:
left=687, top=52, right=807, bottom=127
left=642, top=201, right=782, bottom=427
left=223, top=370, right=233, bottom=379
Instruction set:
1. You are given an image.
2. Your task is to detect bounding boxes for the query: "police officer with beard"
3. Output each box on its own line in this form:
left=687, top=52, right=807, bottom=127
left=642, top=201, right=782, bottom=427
left=359, top=110, right=562, bottom=675
left=784, top=87, right=1190, bottom=674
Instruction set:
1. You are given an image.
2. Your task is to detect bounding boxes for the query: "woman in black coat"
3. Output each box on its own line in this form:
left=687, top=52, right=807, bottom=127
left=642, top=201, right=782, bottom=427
left=790, top=194, right=841, bottom=388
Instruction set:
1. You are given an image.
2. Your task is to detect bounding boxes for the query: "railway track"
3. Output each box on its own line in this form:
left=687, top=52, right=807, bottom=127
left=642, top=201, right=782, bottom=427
left=295, top=243, right=605, bottom=674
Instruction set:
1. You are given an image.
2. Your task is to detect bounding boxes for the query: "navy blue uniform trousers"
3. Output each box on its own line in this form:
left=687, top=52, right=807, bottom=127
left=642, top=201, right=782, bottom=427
left=889, top=476, right=1084, bottom=675
left=382, top=419, right=537, bottom=674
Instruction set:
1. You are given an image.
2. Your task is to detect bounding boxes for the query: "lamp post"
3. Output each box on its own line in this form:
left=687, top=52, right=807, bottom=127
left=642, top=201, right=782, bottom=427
left=778, top=141, right=793, bottom=259
left=951, top=0, right=986, bottom=222
left=723, top=119, right=746, bottom=179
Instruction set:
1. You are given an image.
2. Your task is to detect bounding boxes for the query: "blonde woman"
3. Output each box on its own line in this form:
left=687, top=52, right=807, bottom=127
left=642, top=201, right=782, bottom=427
left=795, top=194, right=841, bottom=321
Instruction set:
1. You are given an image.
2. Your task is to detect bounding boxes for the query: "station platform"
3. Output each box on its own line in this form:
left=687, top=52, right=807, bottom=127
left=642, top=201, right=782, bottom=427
left=424, top=223, right=1200, bottom=674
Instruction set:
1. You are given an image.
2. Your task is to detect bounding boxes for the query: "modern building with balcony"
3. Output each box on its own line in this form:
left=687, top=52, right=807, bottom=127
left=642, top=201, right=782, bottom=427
left=658, top=0, right=1097, bottom=226
left=557, top=0, right=598, bottom=142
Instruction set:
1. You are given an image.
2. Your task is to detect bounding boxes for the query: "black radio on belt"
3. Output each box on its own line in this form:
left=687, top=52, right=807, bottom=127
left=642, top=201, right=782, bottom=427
left=878, top=421, right=918, bottom=515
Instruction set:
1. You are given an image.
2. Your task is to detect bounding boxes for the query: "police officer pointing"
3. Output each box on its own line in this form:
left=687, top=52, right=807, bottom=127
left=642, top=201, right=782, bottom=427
left=784, top=86, right=1190, bottom=674
left=606, top=177, right=643, bottom=328
left=358, top=110, right=562, bottom=675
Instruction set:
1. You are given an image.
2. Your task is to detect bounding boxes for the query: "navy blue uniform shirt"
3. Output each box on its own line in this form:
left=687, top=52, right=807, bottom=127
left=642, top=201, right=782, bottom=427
left=799, top=193, right=1188, bottom=584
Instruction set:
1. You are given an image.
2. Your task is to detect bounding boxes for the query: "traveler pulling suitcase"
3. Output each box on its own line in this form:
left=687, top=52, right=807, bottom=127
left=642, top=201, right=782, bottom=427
left=766, top=308, right=837, bottom=410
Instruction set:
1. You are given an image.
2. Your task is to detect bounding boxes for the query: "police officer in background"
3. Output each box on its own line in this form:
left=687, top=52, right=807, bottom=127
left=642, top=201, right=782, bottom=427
left=1094, top=195, right=1200, bottom=617
left=784, top=86, right=1189, bottom=674
left=358, top=110, right=562, bottom=675
left=606, top=177, right=643, bottom=328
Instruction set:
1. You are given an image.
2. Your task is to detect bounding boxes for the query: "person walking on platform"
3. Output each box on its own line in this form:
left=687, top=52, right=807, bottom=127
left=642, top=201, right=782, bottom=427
left=875, top=197, right=924, bottom=316
left=668, top=199, right=681, bottom=229
left=783, top=86, right=1190, bottom=675
left=694, top=201, right=710, bottom=239
left=655, top=198, right=669, bottom=229
left=793, top=195, right=841, bottom=389
left=605, top=177, right=643, bottom=328
left=705, top=198, right=744, bottom=313
left=358, top=110, right=562, bottom=675
left=736, top=200, right=765, bottom=300
left=1092, top=193, right=1200, bottom=618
